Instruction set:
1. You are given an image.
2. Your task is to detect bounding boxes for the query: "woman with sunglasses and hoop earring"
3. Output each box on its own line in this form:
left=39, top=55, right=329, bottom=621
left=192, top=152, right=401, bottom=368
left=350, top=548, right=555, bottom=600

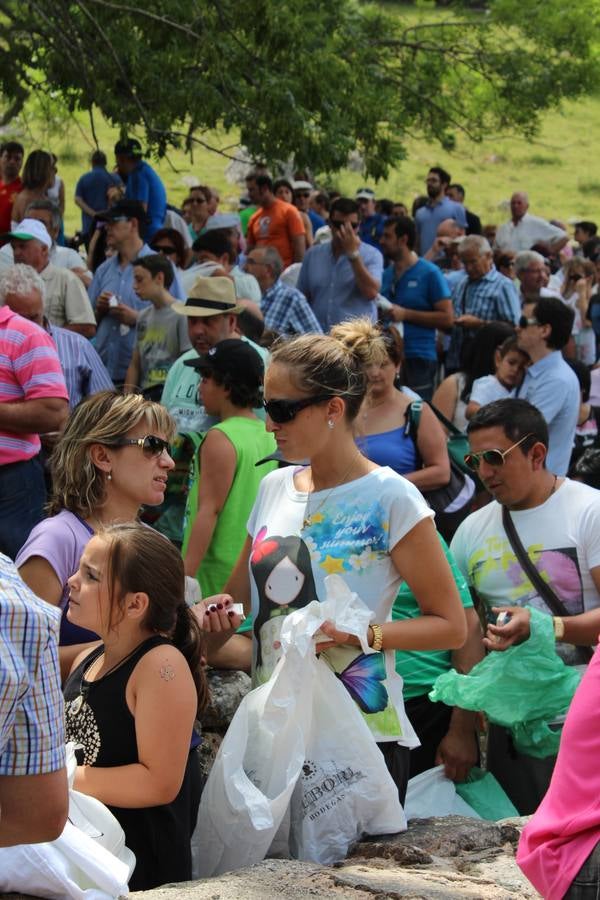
left=223, top=331, right=467, bottom=804
left=15, top=391, right=177, bottom=678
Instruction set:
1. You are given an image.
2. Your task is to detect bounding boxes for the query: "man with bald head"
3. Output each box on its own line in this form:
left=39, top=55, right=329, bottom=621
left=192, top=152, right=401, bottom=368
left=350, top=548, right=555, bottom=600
left=495, top=191, right=568, bottom=254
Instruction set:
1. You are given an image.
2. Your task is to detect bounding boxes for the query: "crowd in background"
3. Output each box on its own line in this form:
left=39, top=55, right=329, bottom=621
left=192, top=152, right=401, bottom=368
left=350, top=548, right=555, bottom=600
left=2, top=138, right=600, bottom=898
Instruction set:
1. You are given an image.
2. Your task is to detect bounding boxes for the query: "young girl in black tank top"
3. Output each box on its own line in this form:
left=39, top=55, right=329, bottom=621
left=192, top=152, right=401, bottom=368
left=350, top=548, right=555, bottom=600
left=63, top=523, right=208, bottom=891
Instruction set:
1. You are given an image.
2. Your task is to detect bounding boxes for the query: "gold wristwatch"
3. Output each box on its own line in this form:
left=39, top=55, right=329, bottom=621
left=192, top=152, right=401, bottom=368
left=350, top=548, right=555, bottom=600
left=369, top=623, right=384, bottom=652
left=553, top=616, right=565, bottom=640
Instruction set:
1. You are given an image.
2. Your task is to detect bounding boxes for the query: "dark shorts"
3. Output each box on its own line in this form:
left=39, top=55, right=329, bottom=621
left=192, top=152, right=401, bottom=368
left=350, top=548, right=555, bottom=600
left=565, top=840, right=600, bottom=900
left=377, top=741, right=411, bottom=806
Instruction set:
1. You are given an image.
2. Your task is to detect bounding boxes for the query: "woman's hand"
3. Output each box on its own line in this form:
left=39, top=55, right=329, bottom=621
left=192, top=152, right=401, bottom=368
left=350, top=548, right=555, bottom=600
left=192, top=594, right=244, bottom=633
left=483, top=606, right=531, bottom=651
left=315, top=620, right=361, bottom=653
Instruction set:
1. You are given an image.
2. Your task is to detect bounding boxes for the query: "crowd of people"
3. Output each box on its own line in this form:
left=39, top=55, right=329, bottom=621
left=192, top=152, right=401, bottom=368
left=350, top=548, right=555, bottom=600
left=2, top=140, right=600, bottom=898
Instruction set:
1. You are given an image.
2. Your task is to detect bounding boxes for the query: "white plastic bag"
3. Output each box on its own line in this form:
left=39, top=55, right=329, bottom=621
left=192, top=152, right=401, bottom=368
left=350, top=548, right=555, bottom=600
left=195, top=575, right=406, bottom=877
left=0, top=743, right=135, bottom=899
left=404, top=765, right=481, bottom=822
left=289, top=655, right=407, bottom=864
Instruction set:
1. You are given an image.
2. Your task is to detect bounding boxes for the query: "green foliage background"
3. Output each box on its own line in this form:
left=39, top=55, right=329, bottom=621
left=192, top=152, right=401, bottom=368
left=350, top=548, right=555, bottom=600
left=2, top=1, right=599, bottom=232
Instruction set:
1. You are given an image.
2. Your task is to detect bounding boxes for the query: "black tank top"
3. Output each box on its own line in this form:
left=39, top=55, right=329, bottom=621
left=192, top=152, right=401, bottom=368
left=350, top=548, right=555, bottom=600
left=63, top=636, right=201, bottom=890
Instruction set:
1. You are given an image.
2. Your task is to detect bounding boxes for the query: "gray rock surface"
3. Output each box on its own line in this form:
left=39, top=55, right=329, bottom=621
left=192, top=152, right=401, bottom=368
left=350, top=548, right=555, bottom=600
left=0, top=815, right=538, bottom=900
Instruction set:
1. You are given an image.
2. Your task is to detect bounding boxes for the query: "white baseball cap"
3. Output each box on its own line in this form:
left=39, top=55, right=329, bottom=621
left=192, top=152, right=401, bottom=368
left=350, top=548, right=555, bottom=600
left=2, top=218, right=52, bottom=248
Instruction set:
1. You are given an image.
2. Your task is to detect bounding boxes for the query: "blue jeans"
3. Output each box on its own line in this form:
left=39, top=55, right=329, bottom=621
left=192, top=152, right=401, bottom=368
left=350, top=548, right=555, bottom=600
left=403, top=357, right=438, bottom=401
left=0, top=456, right=46, bottom=560
left=565, top=841, right=600, bottom=899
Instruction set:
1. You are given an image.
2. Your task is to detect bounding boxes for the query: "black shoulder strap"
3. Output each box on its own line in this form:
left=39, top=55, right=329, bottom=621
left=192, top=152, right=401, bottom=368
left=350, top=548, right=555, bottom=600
left=501, top=506, right=592, bottom=659
left=426, top=399, right=464, bottom=437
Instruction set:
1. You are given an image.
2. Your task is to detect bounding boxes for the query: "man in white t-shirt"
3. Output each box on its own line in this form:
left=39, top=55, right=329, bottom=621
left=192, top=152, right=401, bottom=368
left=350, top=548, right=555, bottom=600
left=495, top=192, right=568, bottom=254
left=451, top=398, right=600, bottom=814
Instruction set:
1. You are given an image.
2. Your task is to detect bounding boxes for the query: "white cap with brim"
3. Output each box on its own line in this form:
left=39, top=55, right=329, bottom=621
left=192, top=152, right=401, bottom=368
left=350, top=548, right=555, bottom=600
left=173, top=275, right=244, bottom=317
left=293, top=180, right=313, bottom=192
left=356, top=188, right=376, bottom=200
left=203, top=213, right=241, bottom=233
left=1, top=218, right=52, bottom=249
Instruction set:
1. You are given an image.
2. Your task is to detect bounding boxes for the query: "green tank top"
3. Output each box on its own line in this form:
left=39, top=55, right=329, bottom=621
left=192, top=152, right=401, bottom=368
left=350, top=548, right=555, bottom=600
left=182, top=417, right=277, bottom=598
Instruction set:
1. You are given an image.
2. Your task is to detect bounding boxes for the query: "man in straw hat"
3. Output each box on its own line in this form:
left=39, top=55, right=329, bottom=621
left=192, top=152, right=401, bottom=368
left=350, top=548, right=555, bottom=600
left=162, top=275, right=267, bottom=434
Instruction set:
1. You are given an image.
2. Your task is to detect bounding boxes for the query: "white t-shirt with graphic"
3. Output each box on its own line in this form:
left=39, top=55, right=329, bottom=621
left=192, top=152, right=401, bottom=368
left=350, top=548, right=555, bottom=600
left=246, top=465, right=433, bottom=745
left=451, top=479, right=600, bottom=661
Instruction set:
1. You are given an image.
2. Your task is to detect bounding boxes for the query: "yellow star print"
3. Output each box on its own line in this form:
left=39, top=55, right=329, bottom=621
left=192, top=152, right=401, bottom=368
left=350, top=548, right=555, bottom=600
left=321, top=555, right=345, bottom=574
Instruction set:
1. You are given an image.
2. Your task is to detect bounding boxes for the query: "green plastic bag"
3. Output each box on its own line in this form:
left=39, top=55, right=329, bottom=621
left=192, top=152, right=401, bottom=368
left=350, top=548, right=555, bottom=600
left=456, top=767, right=518, bottom=820
left=429, top=607, right=582, bottom=758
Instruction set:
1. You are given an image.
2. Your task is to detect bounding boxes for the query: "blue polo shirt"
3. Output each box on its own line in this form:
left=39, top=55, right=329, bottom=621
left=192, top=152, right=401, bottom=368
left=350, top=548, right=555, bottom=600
left=308, top=208, right=326, bottom=233
left=75, top=166, right=122, bottom=234
left=517, top=351, right=580, bottom=476
left=296, top=241, right=383, bottom=331
left=89, top=245, right=184, bottom=382
left=359, top=213, right=387, bottom=250
left=125, top=160, right=167, bottom=241
left=415, top=198, right=467, bottom=255
left=382, top=259, right=450, bottom=361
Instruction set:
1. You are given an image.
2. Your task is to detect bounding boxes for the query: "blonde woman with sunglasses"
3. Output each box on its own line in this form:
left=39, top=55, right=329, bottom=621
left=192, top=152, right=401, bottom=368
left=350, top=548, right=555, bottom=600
left=223, top=330, right=467, bottom=805
left=16, top=391, right=176, bottom=676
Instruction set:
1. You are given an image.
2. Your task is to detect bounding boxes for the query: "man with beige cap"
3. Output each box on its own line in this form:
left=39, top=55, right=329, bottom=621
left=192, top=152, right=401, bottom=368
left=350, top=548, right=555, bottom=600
left=162, top=275, right=267, bottom=433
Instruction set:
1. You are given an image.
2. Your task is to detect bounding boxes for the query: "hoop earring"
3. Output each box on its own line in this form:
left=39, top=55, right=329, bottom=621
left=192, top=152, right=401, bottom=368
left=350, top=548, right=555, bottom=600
left=107, top=472, right=112, bottom=481
left=327, top=419, right=334, bottom=430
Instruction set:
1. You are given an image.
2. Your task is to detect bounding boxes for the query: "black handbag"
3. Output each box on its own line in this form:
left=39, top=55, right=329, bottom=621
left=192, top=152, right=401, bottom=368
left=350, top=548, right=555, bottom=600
left=501, top=505, right=593, bottom=663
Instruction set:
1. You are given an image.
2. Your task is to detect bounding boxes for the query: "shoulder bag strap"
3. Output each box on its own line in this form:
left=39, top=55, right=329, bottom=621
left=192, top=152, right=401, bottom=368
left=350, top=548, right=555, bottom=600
left=501, top=505, right=592, bottom=659
left=426, top=399, right=464, bottom=437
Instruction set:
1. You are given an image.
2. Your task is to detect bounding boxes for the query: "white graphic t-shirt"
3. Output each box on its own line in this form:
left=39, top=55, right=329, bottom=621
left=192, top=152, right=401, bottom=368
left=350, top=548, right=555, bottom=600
left=451, top=479, right=600, bottom=663
left=247, top=466, right=433, bottom=745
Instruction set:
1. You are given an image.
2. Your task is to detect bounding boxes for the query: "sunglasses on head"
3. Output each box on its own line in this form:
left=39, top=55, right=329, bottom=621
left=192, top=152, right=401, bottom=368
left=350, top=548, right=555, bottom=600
left=463, top=433, right=533, bottom=472
left=330, top=220, right=360, bottom=231
left=519, top=316, right=539, bottom=328
left=263, top=394, right=333, bottom=424
left=114, top=434, right=172, bottom=457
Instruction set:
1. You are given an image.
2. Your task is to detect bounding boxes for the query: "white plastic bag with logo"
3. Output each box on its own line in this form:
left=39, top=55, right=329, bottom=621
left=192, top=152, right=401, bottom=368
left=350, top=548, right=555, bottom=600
left=195, top=575, right=405, bottom=876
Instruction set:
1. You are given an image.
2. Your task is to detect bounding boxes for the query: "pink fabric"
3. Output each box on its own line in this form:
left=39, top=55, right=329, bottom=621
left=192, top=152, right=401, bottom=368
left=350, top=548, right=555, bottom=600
left=517, top=646, right=600, bottom=900
left=0, top=306, right=68, bottom=464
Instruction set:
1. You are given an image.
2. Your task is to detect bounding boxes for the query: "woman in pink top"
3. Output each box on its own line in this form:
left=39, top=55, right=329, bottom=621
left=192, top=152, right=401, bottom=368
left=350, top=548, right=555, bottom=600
left=517, top=646, right=600, bottom=899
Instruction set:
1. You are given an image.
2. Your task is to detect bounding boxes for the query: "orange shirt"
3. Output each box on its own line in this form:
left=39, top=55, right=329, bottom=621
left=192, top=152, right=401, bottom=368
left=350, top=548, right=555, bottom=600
left=0, top=177, right=22, bottom=233
left=247, top=198, right=305, bottom=268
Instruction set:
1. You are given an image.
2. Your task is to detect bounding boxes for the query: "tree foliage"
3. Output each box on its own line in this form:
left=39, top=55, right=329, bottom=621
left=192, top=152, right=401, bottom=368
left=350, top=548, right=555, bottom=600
left=0, top=0, right=599, bottom=178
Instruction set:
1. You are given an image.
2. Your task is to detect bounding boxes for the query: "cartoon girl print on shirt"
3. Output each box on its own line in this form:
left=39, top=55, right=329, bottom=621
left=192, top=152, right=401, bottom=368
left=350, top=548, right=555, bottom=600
left=250, top=527, right=390, bottom=719
left=251, top=528, right=319, bottom=675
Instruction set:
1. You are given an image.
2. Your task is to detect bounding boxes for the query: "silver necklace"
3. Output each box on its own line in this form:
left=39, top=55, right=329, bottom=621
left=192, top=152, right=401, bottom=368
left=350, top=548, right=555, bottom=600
left=302, top=455, right=363, bottom=529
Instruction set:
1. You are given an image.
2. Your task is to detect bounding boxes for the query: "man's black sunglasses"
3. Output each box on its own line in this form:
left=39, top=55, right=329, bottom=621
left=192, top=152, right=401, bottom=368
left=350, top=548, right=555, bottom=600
left=152, top=244, right=178, bottom=255
left=263, top=394, right=333, bottom=424
left=113, top=435, right=172, bottom=457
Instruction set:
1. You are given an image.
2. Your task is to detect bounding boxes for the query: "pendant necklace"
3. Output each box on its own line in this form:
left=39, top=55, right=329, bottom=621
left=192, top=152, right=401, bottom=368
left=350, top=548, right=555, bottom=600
left=302, top=453, right=363, bottom=530
left=69, top=641, right=147, bottom=717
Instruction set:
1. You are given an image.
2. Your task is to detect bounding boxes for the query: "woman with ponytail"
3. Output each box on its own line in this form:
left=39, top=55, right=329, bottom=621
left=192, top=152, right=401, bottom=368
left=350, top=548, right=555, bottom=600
left=63, top=524, right=207, bottom=890
left=224, top=329, right=467, bottom=805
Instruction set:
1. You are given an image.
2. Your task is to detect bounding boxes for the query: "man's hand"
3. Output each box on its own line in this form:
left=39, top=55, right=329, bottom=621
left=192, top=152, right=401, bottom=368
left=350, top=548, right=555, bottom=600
left=110, top=303, right=138, bottom=327
left=483, top=606, right=531, bottom=651
left=387, top=304, right=406, bottom=323
left=435, top=724, right=479, bottom=783
left=455, top=314, right=481, bottom=329
left=339, top=222, right=361, bottom=256
left=95, top=291, right=112, bottom=320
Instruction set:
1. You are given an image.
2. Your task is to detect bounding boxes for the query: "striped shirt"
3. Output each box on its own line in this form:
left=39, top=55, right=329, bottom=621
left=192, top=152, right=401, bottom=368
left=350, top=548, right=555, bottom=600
left=47, top=321, right=114, bottom=409
left=0, top=307, right=69, bottom=465
left=0, top=553, right=65, bottom=775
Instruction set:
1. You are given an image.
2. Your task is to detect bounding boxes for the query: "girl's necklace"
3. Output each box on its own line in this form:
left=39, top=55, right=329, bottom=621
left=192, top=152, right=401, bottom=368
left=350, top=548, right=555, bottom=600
left=302, top=454, right=364, bottom=530
left=68, top=640, right=148, bottom=717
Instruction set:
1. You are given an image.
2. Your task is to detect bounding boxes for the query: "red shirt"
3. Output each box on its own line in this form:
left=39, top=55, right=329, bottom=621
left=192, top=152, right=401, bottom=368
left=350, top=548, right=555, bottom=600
left=0, top=177, right=22, bottom=233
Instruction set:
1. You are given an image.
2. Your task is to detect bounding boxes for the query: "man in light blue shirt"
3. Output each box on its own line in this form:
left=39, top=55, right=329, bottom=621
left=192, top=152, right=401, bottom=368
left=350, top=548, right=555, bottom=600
left=296, top=197, right=382, bottom=331
left=516, top=296, right=580, bottom=476
left=415, top=167, right=468, bottom=256
left=89, top=199, right=183, bottom=383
